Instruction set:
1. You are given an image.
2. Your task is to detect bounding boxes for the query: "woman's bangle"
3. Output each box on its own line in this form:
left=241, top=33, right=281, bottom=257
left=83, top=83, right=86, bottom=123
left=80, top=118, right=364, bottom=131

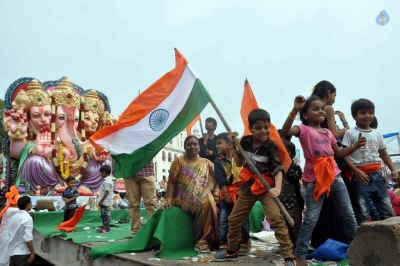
left=351, top=144, right=358, bottom=151
left=342, top=121, right=348, bottom=125
left=165, top=198, right=172, bottom=204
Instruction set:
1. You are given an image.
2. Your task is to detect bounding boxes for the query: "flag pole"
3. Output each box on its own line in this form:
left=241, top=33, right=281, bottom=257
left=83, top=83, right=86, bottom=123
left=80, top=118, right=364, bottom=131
left=199, top=119, right=204, bottom=135
left=209, top=100, right=294, bottom=227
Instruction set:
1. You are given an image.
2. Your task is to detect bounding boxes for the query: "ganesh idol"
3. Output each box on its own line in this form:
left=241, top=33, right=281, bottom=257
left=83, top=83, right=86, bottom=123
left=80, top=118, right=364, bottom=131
left=16, top=78, right=110, bottom=195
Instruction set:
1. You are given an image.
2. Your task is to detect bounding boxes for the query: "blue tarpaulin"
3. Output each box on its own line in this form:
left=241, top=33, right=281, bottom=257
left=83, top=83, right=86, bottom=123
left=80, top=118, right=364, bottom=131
left=383, top=132, right=398, bottom=139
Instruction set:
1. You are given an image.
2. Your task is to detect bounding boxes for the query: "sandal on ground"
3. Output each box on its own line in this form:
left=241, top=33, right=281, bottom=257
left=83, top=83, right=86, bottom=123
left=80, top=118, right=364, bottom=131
left=117, top=218, right=130, bottom=224
left=194, top=243, right=210, bottom=253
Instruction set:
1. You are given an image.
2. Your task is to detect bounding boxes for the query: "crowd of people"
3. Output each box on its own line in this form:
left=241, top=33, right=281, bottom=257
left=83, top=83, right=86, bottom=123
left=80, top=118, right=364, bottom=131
left=157, top=80, right=400, bottom=266
left=1, top=79, right=400, bottom=266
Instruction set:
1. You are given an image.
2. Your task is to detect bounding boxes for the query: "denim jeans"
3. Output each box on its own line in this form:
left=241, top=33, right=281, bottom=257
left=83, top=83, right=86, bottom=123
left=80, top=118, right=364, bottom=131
left=368, top=199, right=380, bottom=221
left=352, top=171, right=393, bottom=225
left=100, top=205, right=111, bottom=227
left=295, top=175, right=357, bottom=257
left=219, top=199, right=250, bottom=244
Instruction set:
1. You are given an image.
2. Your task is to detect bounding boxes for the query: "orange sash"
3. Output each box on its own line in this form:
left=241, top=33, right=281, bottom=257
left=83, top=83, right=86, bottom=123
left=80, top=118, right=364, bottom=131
left=220, top=185, right=240, bottom=204
left=239, top=167, right=274, bottom=195
left=306, top=157, right=335, bottom=201
left=344, top=163, right=381, bottom=180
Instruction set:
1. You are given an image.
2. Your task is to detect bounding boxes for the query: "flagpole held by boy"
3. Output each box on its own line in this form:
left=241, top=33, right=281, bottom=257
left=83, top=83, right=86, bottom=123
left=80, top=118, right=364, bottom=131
left=209, top=99, right=294, bottom=227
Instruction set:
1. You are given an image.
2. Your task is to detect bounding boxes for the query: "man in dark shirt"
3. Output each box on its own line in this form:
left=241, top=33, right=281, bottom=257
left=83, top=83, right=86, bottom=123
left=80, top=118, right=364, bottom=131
left=198, top=117, right=218, bottom=162
left=123, top=161, right=157, bottom=235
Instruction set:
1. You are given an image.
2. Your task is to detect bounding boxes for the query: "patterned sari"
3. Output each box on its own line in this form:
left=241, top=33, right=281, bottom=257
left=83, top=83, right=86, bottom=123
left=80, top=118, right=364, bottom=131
left=169, top=156, right=219, bottom=248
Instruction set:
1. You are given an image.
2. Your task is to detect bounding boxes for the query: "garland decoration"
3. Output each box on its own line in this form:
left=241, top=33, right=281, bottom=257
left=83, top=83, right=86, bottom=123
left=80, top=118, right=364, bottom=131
left=59, top=147, right=70, bottom=178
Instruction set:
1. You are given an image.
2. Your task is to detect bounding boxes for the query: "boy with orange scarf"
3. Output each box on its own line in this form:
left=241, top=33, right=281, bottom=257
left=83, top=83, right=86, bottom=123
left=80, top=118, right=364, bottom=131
left=214, top=132, right=250, bottom=255
left=343, top=98, right=399, bottom=225
left=213, top=109, right=296, bottom=266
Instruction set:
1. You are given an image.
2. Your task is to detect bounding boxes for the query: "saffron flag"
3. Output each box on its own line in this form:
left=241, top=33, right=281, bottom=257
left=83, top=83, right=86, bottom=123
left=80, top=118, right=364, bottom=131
left=90, top=49, right=212, bottom=177
left=240, top=79, right=291, bottom=172
left=186, top=114, right=201, bottom=136
left=241, top=79, right=259, bottom=136
left=57, top=204, right=87, bottom=232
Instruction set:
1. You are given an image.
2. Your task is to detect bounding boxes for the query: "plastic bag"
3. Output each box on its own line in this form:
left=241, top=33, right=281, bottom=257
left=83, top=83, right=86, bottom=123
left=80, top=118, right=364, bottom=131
left=262, top=216, right=271, bottom=231
left=306, top=238, right=349, bottom=261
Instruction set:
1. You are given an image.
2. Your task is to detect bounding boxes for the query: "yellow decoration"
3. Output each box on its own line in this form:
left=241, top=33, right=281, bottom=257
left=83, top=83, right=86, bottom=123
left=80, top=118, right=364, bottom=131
left=25, top=79, right=51, bottom=108
left=311, top=87, right=315, bottom=92
left=12, top=90, right=30, bottom=110
left=51, top=78, right=80, bottom=108
left=8, top=130, right=28, bottom=139
left=84, top=90, right=105, bottom=115
left=59, top=147, right=70, bottom=178
left=52, top=157, right=59, bottom=167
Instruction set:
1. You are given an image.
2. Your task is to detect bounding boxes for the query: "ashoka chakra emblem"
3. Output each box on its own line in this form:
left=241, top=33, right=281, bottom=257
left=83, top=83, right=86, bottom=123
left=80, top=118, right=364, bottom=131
left=149, top=109, right=169, bottom=131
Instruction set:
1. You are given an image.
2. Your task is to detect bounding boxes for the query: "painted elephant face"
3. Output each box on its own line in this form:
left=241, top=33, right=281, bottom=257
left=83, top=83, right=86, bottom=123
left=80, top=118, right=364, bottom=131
left=55, top=105, right=79, bottom=130
left=29, top=105, right=51, bottom=133
left=56, top=105, right=80, bottom=162
left=84, top=110, right=100, bottom=136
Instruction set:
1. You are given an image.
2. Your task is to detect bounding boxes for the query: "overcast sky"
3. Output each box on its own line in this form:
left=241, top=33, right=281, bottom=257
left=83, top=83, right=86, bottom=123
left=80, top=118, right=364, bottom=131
left=1, top=1, right=399, bottom=159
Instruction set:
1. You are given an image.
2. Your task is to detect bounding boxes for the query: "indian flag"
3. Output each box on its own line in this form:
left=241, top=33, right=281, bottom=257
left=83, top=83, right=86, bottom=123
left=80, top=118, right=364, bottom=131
left=90, top=49, right=212, bottom=177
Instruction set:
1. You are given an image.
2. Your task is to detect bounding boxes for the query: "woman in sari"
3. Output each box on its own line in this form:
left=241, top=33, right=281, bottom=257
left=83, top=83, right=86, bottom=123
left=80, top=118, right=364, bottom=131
left=165, top=135, right=220, bottom=253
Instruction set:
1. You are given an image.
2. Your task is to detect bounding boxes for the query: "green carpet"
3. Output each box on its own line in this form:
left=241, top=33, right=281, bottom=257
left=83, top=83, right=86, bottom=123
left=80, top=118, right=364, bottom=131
left=90, top=203, right=267, bottom=261
left=33, top=209, right=146, bottom=243
left=90, top=207, right=197, bottom=261
left=249, top=201, right=264, bottom=232
left=34, top=204, right=266, bottom=261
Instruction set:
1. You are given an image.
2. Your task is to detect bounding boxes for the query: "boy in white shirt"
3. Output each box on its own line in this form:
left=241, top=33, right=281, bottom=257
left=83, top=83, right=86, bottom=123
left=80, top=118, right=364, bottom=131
left=97, top=165, right=114, bottom=233
left=343, top=98, right=399, bottom=225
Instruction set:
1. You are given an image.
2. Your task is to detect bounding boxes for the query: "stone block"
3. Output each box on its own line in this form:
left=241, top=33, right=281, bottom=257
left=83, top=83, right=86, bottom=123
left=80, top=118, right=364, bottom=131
left=348, top=217, right=400, bottom=266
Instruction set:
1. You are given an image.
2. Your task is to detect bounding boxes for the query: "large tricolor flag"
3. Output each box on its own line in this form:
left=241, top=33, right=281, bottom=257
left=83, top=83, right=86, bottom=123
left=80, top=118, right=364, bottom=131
left=90, top=49, right=212, bottom=177
left=240, top=79, right=292, bottom=172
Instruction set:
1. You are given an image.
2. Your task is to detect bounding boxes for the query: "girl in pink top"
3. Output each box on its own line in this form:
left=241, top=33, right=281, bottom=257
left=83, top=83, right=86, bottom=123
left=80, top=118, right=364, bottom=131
left=282, top=95, right=365, bottom=266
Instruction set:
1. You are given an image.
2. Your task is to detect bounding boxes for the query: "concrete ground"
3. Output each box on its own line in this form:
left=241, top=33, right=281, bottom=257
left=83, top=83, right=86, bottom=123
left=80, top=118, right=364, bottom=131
left=86, top=238, right=286, bottom=266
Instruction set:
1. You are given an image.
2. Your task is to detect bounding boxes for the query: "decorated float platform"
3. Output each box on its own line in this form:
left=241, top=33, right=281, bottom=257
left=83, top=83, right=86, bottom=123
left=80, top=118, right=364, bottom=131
left=31, top=202, right=292, bottom=266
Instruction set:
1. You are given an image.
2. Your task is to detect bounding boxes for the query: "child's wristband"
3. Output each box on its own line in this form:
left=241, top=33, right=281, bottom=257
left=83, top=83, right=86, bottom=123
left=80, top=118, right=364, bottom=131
left=288, top=112, right=297, bottom=120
